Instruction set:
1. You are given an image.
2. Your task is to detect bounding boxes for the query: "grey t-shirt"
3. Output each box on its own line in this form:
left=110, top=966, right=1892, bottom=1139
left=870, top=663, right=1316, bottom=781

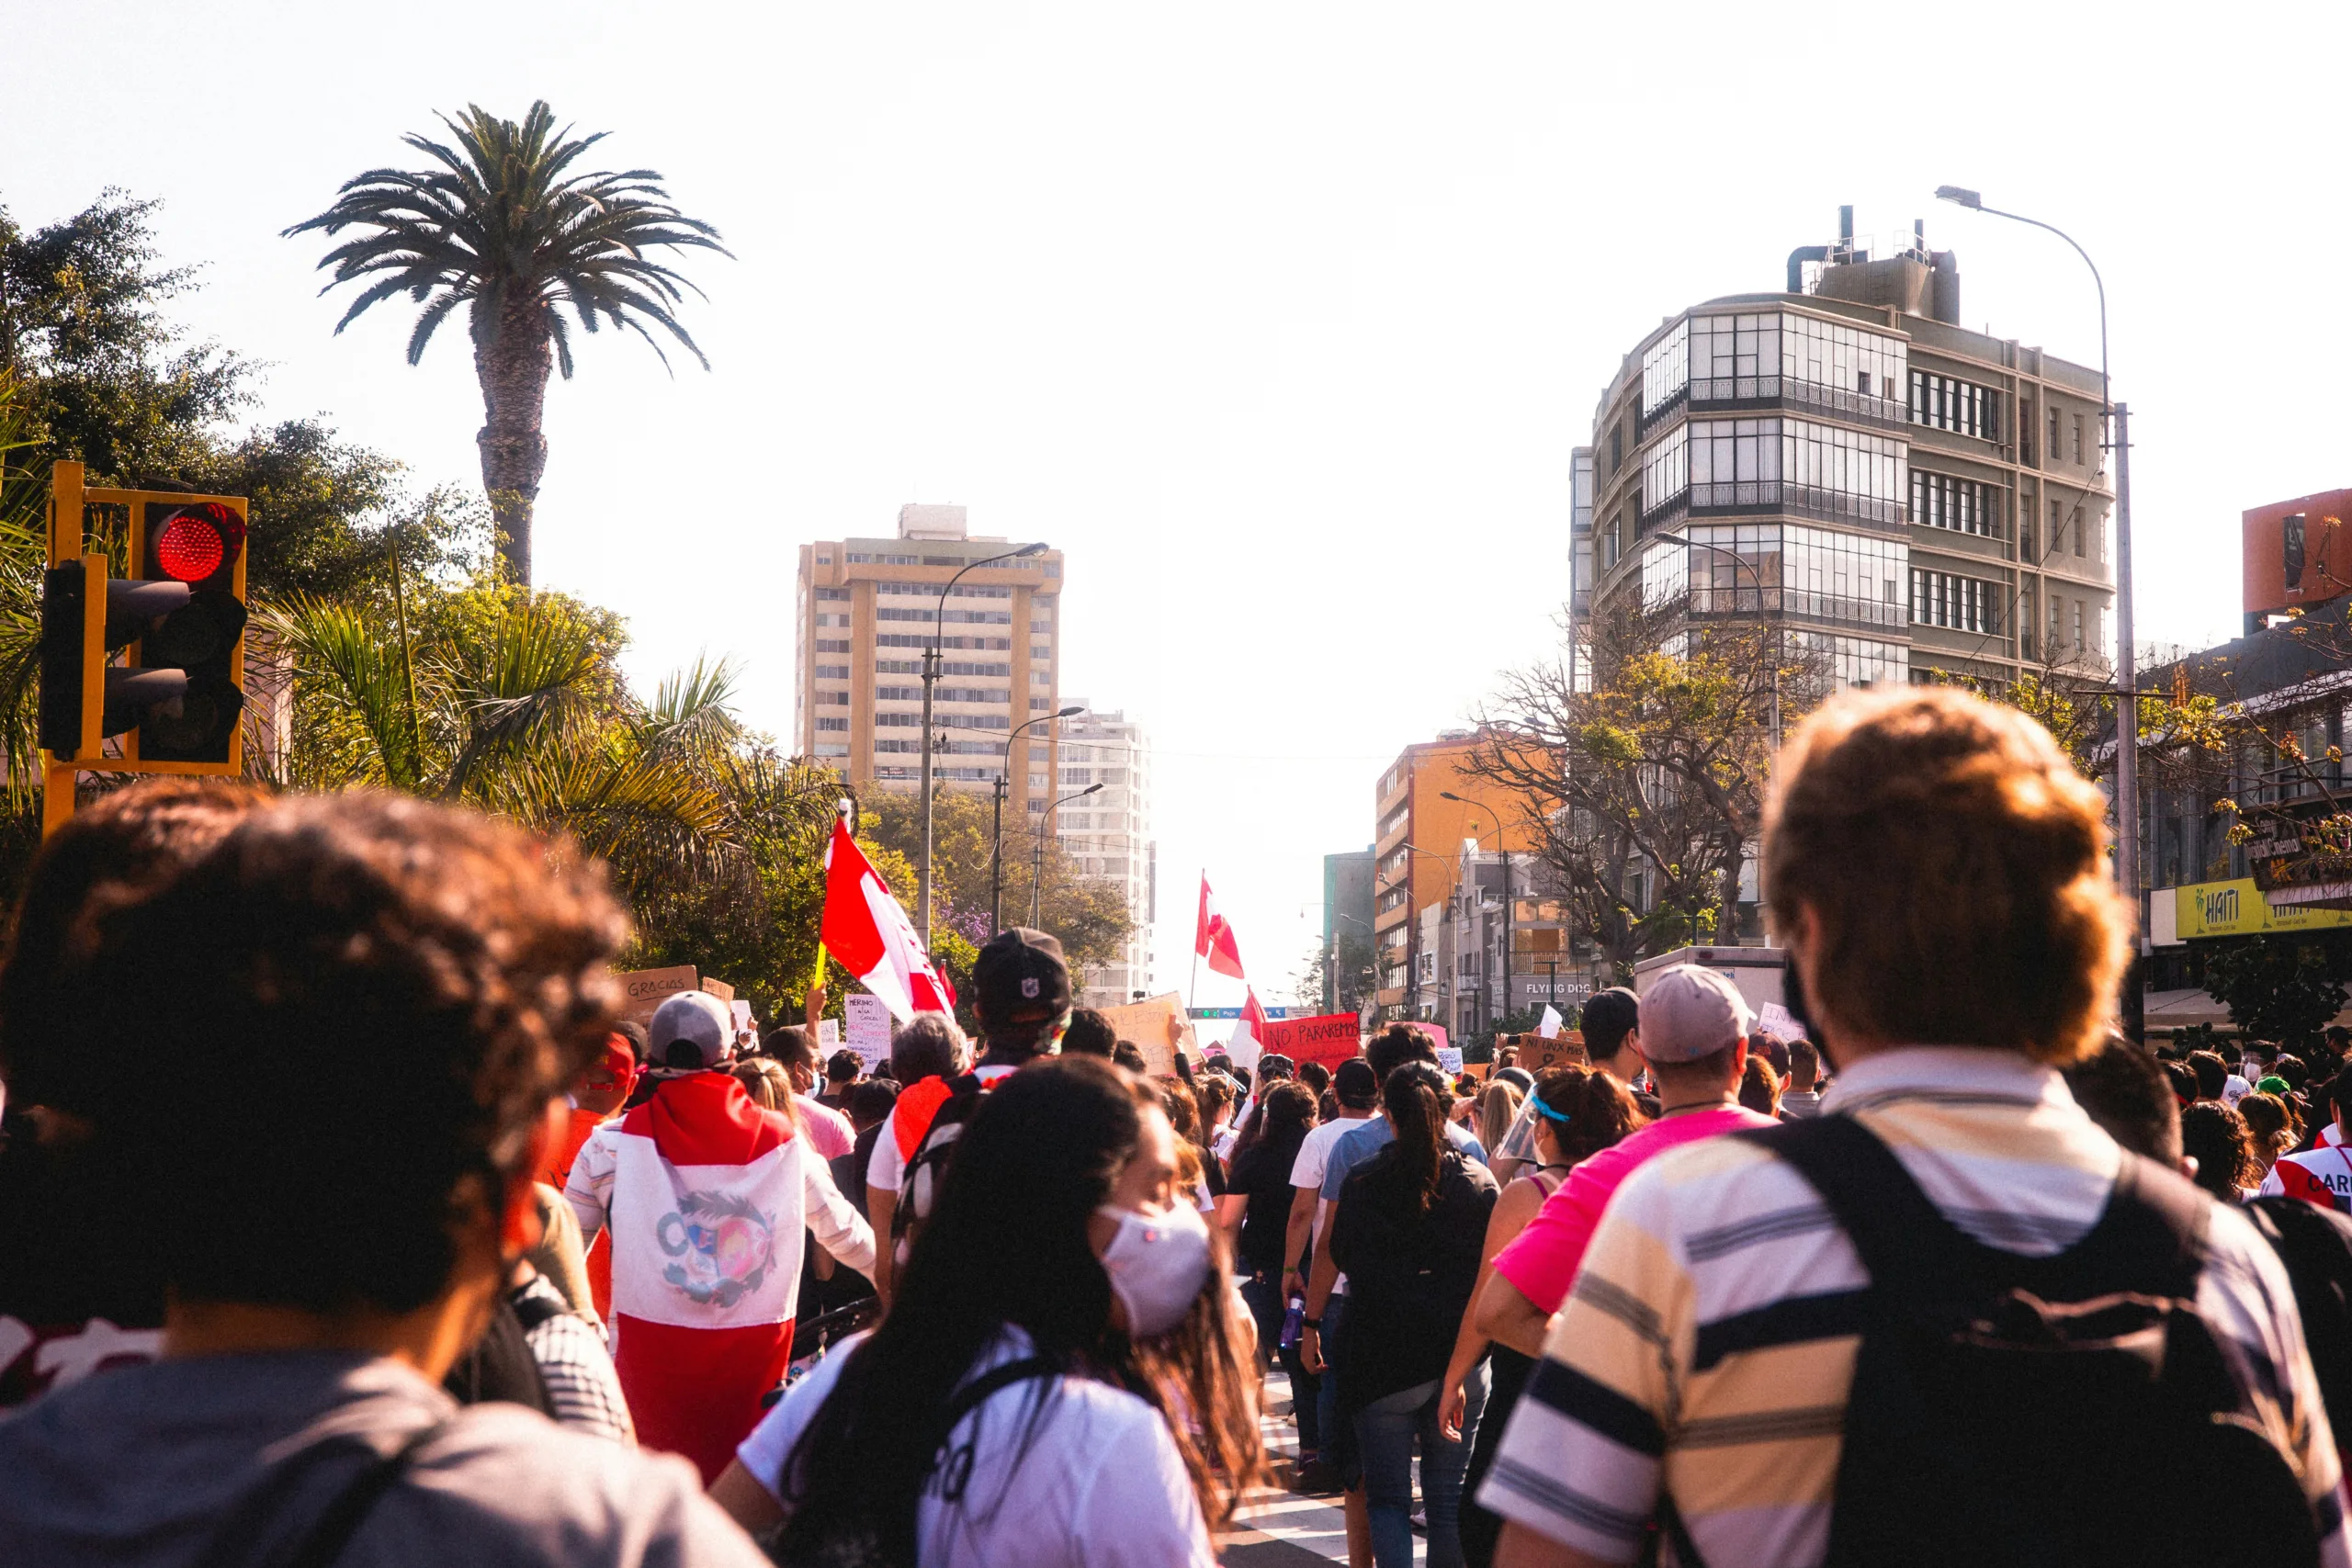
left=0, top=1349, right=768, bottom=1568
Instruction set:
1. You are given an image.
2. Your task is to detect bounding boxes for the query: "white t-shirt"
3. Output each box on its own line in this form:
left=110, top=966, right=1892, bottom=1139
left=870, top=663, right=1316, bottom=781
left=738, top=1326, right=1215, bottom=1568
left=1289, top=1113, right=1372, bottom=1297
left=867, top=1065, right=1021, bottom=1196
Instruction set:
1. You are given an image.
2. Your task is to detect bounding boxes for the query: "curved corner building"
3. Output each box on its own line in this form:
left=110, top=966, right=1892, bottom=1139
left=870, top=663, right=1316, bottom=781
left=1576, top=208, right=2117, bottom=693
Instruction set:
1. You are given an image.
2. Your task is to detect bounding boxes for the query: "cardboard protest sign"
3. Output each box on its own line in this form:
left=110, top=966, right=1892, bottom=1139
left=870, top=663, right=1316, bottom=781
left=698, top=976, right=736, bottom=1002
left=1100, top=992, right=1194, bottom=1076
left=1758, top=1002, right=1806, bottom=1041
left=817, top=1019, right=842, bottom=1050
left=1504, top=1030, right=1589, bottom=1075
left=614, top=964, right=697, bottom=1022
left=1259, top=1011, right=1361, bottom=1071
left=845, top=992, right=894, bottom=1072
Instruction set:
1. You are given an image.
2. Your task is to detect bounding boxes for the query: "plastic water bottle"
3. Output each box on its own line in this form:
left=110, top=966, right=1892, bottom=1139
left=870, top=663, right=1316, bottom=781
left=1279, top=1294, right=1306, bottom=1349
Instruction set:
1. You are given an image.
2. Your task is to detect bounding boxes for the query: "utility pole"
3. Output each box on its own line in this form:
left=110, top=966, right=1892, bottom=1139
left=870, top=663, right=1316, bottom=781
left=918, top=541, right=1044, bottom=945
left=2114, top=401, right=2143, bottom=1041
left=989, top=773, right=1007, bottom=932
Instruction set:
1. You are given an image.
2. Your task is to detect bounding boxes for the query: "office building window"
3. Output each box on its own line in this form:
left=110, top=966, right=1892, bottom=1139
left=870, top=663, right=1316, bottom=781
left=1690, top=311, right=1781, bottom=400
left=876, top=685, right=922, bottom=701
left=1786, top=628, right=1909, bottom=688
left=846, top=552, right=876, bottom=562
left=2049, top=407, right=2061, bottom=463
left=1641, top=319, right=1690, bottom=415
left=933, top=687, right=1009, bottom=705
left=816, top=690, right=850, bottom=705
left=1909, top=568, right=2004, bottom=634
left=1689, top=416, right=1905, bottom=527
left=1640, top=423, right=1689, bottom=513
left=876, top=606, right=1013, bottom=624
left=2050, top=500, right=2064, bottom=557
left=814, top=742, right=849, bottom=756
left=815, top=716, right=849, bottom=732
left=1908, top=370, right=2000, bottom=439
left=812, top=613, right=849, bottom=627
left=1910, top=471, right=1996, bottom=536
left=876, top=713, right=921, bottom=727
left=2074, top=601, right=2086, bottom=652
left=1031, top=696, right=1052, bottom=710
left=879, top=581, right=1012, bottom=599
left=813, top=664, right=849, bottom=680
left=814, top=586, right=850, bottom=601
left=815, top=638, right=851, bottom=654
left=1778, top=312, right=1906, bottom=402
left=2072, top=413, right=2086, bottom=464
left=2049, top=595, right=2063, bottom=652
left=1675, top=523, right=1905, bottom=628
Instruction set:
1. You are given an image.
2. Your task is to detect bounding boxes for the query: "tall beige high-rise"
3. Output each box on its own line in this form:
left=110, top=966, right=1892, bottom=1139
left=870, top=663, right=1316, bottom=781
left=795, top=504, right=1067, bottom=810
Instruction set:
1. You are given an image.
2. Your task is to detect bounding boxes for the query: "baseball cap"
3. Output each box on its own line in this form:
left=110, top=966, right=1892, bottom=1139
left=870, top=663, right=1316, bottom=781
left=649, top=991, right=732, bottom=1071
left=975, top=927, right=1072, bottom=1032
left=1257, top=1053, right=1295, bottom=1081
left=1581, top=987, right=1641, bottom=1054
left=1637, top=965, right=1755, bottom=1064
left=1333, top=1056, right=1380, bottom=1108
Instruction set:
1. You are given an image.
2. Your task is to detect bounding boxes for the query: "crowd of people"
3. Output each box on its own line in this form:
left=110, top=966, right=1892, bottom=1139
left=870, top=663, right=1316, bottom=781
left=6, top=685, right=2352, bottom=1566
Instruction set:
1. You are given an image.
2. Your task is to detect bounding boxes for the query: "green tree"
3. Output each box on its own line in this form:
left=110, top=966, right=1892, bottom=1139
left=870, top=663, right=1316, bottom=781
left=285, top=102, right=729, bottom=582
left=2199, top=930, right=2352, bottom=1050
left=856, top=784, right=1136, bottom=987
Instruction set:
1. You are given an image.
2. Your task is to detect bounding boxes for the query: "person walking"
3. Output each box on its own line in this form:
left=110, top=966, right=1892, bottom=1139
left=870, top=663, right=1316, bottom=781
left=1329, top=1063, right=1500, bottom=1568
left=1439, top=1066, right=1643, bottom=1567
left=1282, top=1056, right=1381, bottom=1495
left=565, top=990, right=874, bottom=1482
left=0, top=794, right=766, bottom=1566
left=1221, top=1080, right=1321, bottom=1455
left=711, top=1056, right=1262, bottom=1565
left=1481, top=688, right=2348, bottom=1568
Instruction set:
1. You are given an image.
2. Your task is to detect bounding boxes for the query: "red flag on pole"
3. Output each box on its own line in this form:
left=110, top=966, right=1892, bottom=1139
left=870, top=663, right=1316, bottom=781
left=1195, top=875, right=1246, bottom=979
left=822, top=818, right=957, bottom=1021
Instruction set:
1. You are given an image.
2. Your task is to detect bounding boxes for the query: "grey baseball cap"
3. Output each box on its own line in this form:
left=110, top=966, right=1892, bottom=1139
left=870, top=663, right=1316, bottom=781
left=1638, top=964, right=1755, bottom=1064
left=649, top=990, right=733, bottom=1071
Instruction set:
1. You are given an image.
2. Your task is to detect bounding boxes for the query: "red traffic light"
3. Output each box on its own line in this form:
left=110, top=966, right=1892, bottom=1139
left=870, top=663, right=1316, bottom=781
left=154, top=503, right=245, bottom=584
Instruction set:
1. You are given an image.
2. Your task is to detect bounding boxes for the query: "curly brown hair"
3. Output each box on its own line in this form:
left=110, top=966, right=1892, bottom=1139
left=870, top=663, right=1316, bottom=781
left=94, top=792, right=628, bottom=1313
left=1764, top=687, right=2130, bottom=1065
left=0, top=778, right=267, bottom=1113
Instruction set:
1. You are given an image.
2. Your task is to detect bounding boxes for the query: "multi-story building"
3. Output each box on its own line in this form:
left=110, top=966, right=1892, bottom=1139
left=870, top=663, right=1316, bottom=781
left=1056, top=704, right=1155, bottom=1007
left=1445, top=849, right=1581, bottom=1038
left=1579, top=207, right=2116, bottom=694
left=1321, top=848, right=1376, bottom=1015
left=794, top=505, right=1067, bottom=810
left=1370, top=731, right=1547, bottom=1022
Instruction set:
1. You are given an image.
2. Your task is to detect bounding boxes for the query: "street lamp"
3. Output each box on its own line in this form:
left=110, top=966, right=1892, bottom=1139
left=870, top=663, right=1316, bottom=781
left=1032, top=782, right=1103, bottom=927
left=1935, top=186, right=2140, bottom=997
left=994, top=705, right=1082, bottom=932
left=921, top=541, right=1047, bottom=944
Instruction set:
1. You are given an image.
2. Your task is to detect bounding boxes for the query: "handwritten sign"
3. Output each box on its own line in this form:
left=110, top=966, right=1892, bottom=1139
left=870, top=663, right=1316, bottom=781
left=1436, top=1046, right=1464, bottom=1074
left=613, top=964, right=698, bottom=1023
left=1259, top=1011, right=1362, bottom=1071
left=845, top=993, right=894, bottom=1072
left=1758, top=1002, right=1806, bottom=1041
left=1099, top=992, right=1196, bottom=1076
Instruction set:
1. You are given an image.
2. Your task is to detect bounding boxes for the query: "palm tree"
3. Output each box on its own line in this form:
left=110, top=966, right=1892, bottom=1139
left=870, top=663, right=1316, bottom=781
left=285, top=102, right=729, bottom=583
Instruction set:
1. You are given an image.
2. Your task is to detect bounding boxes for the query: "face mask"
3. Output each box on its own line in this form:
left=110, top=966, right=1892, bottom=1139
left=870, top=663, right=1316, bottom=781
left=1095, top=1202, right=1212, bottom=1337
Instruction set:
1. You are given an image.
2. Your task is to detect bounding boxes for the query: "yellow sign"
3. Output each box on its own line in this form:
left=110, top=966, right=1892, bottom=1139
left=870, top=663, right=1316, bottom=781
left=2174, top=878, right=2352, bottom=940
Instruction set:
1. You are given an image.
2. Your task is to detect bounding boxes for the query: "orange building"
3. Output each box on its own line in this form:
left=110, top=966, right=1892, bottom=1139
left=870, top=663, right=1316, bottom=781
left=1371, top=730, right=1549, bottom=1020
left=2245, top=490, right=2352, bottom=635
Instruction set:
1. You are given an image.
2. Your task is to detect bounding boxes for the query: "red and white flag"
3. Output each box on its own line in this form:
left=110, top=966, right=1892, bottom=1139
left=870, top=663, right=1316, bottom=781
left=1195, top=874, right=1246, bottom=979
left=564, top=1066, right=873, bottom=1482
left=822, top=817, right=956, bottom=1022
left=1226, top=986, right=1271, bottom=1074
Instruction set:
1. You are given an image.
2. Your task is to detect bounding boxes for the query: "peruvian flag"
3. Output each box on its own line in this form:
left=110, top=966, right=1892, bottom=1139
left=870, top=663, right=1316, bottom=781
left=1196, top=874, right=1247, bottom=979
left=564, top=1071, right=875, bottom=1481
left=1226, top=986, right=1271, bottom=1074
left=822, top=817, right=956, bottom=1021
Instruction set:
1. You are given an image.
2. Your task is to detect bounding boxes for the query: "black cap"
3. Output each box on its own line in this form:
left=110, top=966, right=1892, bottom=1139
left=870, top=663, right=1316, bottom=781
left=1257, top=1054, right=1295, bottom=1081
left=1333, top=1056, right=1379, bottom=1108
left=1582, top=987, right=1640, bottom=1055
left=975, top=927, right=1072, bottom=1033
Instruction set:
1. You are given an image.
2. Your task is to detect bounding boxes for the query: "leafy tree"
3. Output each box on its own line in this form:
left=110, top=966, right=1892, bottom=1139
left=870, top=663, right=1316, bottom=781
left=2198, top=930, right=2352, bottom=1050
left=285, top=102, right=729, bottom=582
left=856, top=784, right=1136, bottom=986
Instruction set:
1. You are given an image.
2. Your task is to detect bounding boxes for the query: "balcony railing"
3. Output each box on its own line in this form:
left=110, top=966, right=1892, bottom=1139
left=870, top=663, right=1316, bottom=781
left=1684, top=585, right=1907, bottom=631
left=1690, top=374, right=1910, bottom=433
left=1690, top=480, right=1906, bottom=535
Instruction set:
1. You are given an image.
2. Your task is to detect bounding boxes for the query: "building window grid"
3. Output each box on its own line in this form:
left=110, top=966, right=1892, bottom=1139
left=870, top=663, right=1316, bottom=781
left=1909, top=567, right=2005, bottom=635
left=1908, top=369, right=2001, bottom=440
left=1640, top=423, right=1689, bottom=515
left=1687, top=417, right=1906, bottom=529
left=1676, top=524, right=1906, bottom=630
left=1910, top=470, right=1997, bottom=537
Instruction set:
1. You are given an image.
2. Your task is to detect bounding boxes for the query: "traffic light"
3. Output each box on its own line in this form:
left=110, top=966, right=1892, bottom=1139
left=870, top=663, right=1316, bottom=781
left=39, top=464, right=250, bottom=787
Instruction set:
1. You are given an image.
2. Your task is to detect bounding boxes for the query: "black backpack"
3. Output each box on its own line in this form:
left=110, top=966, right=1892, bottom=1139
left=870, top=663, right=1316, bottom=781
left=2245, top=1194, right=2352, bottom=1441
left=1715, top=1114, right=2322, bottom=1568
left=893, top=1071, right=989, bottom=1249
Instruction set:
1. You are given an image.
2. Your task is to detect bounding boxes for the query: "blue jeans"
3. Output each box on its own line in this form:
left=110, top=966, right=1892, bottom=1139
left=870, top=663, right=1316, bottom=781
left=1356, top=1365, right=1488, bottom=1568
left=1239, top=1271, right=1321, bottom=1455
left=1316, top=1293, right=1350, bottom=1467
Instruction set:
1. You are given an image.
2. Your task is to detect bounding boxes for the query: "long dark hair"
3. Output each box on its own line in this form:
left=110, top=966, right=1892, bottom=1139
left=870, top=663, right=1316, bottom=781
left=775, top=1056, right=1263, bottom=1562
left=1382, top=1062, right=1451, bottom=1211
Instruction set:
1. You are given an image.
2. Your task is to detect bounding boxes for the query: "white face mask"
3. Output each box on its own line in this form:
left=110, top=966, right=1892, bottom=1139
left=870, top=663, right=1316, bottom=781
left=1095, top=1202, right=1212, bottom=1337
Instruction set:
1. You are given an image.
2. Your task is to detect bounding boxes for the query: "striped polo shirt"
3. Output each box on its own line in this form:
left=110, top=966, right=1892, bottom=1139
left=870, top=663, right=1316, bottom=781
left=1477, top=1046, right=2352, bottom=1568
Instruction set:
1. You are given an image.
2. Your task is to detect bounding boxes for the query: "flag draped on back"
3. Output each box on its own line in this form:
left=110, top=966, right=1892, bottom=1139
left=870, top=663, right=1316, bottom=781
left=821, top=817, right=956, bottom=1022
left=1195, top=875, right=1246, bottom=979
left=1226, top=986, right=1271, bottom=1073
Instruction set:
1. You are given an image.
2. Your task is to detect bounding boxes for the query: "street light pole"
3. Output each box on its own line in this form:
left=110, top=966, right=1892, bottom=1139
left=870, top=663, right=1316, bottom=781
left=921, top=541, right=1046, bottom=945
left=996, top=705, right=1081, bottom=933
left=1937, top=186, right=2139, bottom=1033
left=1033, top=782, right=1103, bottom=928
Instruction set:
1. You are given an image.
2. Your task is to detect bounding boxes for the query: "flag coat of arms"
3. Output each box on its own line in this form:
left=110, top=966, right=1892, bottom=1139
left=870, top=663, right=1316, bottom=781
left=565, top=1070, right=874, bottom=1481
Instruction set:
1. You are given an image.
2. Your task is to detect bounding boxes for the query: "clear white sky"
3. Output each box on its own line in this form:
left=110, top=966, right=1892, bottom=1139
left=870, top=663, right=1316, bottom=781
left=8, top=1, right=2350, bottom=1009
